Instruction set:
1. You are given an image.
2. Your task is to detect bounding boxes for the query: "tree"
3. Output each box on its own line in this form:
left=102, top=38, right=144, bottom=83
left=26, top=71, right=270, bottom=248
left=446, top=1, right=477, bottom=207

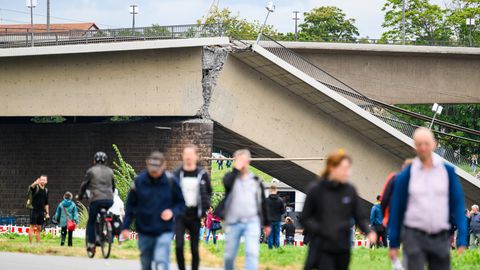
left=446, top=0, right=480, bottom=46
left=30, top=116, right=66, bottom=123
left=198, top=6, right=277, bottom=39
left=297, top=6, right=359, bottom=41
left=381, top=0, right=452, bottom=44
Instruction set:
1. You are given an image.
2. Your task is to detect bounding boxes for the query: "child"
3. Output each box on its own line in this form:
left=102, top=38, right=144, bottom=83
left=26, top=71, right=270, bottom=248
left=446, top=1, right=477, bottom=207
left=54, top=192, right=78, bottom=246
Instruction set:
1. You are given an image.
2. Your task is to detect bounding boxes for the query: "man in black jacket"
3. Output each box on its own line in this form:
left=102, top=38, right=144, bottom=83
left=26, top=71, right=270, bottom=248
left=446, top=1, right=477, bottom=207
left=174, top=145, right=212, bottom=270
left=222, top=149, right=270, bottom=270
left=266, top=185, right=285, bottom=249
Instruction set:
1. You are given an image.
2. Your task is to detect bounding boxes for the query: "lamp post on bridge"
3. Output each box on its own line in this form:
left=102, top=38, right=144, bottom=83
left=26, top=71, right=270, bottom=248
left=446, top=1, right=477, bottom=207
left=429, top=103, right=444, bottom=130
left=26, top=0, right=37, bottom=47
left=466, top=18, right=476, bottom=47
left=129, top=4, right=139, bottom=35
left=256, top=1, right=275, bottom=44
left=292, top=11, right=300, bottom=41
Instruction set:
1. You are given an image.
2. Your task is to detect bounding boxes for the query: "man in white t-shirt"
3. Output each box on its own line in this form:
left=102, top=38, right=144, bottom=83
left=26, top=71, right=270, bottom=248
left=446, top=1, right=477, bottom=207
left=173, top=145, right=212, bottom=270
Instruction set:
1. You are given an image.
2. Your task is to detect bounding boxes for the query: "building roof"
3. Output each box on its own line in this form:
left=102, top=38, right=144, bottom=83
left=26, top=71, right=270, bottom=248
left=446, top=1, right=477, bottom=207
left=0, top=23, right=99, bottom=34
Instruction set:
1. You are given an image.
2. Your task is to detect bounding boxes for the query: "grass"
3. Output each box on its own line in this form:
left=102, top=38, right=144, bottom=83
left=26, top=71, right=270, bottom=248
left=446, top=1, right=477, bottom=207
left=2, top=233, right=479, bottom=269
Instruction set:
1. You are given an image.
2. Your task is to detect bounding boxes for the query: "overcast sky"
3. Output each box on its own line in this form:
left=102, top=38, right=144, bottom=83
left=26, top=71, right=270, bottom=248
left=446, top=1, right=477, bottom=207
left=0, top=0, right=448, bottom=38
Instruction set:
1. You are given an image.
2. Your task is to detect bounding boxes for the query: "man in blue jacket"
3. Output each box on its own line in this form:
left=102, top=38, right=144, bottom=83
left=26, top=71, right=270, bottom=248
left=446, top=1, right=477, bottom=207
left=121, top=151, right=185, bottom=270
left=370, top=195, right=387, bottom=247
left=389, top=128, right=467, bottom=270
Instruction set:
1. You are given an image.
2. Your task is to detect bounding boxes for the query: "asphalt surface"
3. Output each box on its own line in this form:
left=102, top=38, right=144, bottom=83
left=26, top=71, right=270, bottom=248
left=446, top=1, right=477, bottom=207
left=0, top=252, right=221, bottom=270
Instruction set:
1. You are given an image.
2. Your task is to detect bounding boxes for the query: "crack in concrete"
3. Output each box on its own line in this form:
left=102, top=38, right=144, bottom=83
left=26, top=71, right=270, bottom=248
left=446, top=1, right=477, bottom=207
left=198, top=46, right=229, bottom=119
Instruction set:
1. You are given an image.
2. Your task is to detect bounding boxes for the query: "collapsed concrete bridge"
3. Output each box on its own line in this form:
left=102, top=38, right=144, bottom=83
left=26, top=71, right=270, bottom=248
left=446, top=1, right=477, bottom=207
left=0, top=36, right=479, bottom=217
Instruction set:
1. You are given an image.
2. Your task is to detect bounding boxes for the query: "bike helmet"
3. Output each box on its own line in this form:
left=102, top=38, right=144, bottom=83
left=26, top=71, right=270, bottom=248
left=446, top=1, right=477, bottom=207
left=94, top=151, right=108, bottom=164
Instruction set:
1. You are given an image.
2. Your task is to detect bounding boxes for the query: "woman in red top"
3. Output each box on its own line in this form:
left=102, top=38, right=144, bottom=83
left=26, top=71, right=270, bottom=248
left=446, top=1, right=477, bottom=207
left=205, top=207, right=221, bottom=244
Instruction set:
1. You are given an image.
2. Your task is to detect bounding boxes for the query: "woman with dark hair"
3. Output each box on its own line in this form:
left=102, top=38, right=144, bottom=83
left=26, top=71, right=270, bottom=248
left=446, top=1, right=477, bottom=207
left=301, top=150, right=376, bottom=270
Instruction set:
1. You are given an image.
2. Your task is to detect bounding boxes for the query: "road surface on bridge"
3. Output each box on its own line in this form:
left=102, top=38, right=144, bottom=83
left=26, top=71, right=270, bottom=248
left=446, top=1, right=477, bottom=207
left=0, top=252, right=220, bottom=270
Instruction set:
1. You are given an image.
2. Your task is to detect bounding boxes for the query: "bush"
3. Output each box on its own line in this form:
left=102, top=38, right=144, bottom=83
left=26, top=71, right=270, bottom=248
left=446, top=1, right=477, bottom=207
left=112, top=144, right=137, bottom=203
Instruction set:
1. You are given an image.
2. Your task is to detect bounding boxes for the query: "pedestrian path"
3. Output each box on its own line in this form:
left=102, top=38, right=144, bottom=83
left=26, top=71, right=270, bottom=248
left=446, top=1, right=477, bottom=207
left=0, top=252, right=221, bottom=270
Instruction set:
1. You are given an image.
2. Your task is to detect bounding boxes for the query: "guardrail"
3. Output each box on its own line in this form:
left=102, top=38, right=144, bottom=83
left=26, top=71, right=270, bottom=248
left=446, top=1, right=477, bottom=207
left=0, top=24, right=226, bottom=49
left=256, top=34, right=480, bottom=175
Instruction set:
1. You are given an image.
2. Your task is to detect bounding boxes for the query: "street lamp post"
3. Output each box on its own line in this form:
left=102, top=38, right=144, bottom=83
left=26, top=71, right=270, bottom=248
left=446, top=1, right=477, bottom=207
left=429, top=103, right=444, bottom=130
left=466, top=18, right=475, bottom=47
left=129, top=4, right=139, bottom=35
left=292, top=11, right=300, bottom=41
left=402, top=0, right=406, bottom=45
left=256, top=1, right=275, bottom=44
left=26, top=0, right=37, bottom=47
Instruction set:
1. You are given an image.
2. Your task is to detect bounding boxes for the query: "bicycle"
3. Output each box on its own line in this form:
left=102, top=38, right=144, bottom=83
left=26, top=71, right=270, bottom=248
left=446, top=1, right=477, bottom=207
left=86, top=207, right=113, bottom=259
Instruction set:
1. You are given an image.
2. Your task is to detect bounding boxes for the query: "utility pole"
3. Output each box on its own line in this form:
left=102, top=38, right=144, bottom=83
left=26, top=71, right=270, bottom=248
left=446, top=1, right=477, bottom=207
left=26, top=0, right=37, bottom=47
left=402, top=0, right=406, bottom=45
left=292, top=11, right=300, bottom=41
left=47, top=0, right=50, bottom=32
left=129, top=4, right=138, bottom=35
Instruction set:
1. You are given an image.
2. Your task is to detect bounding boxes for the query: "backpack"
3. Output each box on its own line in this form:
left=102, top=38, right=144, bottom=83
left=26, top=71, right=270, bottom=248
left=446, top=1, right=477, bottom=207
left=26, top=185, right=48, bottom=210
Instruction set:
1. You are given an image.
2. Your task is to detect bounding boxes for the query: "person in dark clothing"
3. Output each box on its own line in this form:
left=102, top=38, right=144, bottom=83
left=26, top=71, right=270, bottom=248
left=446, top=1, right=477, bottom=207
left=266, top=185, right=285, bottom=249
left=174, top=145, right=212, bottom=270
left=78, top=151, right=115, bottom=254
left=370, top=195, right=387, bottom=248
left=121, top=151, right=185, bottom=270
left=282, top=217, right=296, bottom=245
left=217, top=159, right=224, bottom=170
left=301, top=150, right=376, bottom=270
left=28, top=175, right=49, bottom=244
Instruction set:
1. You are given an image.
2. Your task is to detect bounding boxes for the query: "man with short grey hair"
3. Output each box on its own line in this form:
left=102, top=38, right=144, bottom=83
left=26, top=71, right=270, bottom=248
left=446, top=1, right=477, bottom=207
left=389, top=127, right=467, bottom=270
left=469, top=204, right=480, bottom=248
left=219, top=149, right=270, bottom=270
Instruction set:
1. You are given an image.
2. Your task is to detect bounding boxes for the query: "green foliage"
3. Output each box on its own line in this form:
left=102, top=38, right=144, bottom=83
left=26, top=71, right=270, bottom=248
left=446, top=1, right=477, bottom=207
left=76, top=201, right=88, bottom=229
left=110, top=116, right=148, bottom=122
left=446, top=0, right=480, bottom=46
left=198, top=6, right=277, bottom=39
left=30, top=116, right=66, bottom=124
left=144, top=24, right=171, bottom=37
left=112, top=144, right=137, bottom=203
left=298, top=6, right=360, bottom=41
left=381, top=0, right=452, bottom=43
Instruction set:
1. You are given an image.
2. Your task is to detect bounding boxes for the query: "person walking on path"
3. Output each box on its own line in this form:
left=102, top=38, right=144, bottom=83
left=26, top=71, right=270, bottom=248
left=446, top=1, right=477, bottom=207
left=27, top=175, right=49, bottom=244
left=388, top=127, right=467, bottom=270
left=266, top=185, right=285, bottom=249
left=217, top=149, right=270, bottom=270
left=174, top=145, right=212, bottom=270
left=469, top=204, right=480, bottom=248
left=109, top=189, right=125, bottom=244
left=54, top=192, right=78, bottom=247
left=121, top=151, right=185, bottom=270
left=78, top=152, right=115, bottom=254
left=471, top=154, right=478, bottom=173
left=370, top=195, right=387, bottom=248
left=301, top=150, right=376, bottom=270
left=282, top=217, right=296, bottom=245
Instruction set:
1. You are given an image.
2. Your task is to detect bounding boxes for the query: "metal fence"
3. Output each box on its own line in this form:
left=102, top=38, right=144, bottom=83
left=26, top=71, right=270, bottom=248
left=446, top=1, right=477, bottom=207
left=256, top=34, right=479, bottom=175
left=0, top=24, right=226, bottom=49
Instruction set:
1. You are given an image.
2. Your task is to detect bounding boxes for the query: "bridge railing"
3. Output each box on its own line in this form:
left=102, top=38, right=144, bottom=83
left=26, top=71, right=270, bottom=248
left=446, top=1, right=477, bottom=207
left=0, top=24, right=227, bottom=49
left=256, top=34, right=479, bottom=175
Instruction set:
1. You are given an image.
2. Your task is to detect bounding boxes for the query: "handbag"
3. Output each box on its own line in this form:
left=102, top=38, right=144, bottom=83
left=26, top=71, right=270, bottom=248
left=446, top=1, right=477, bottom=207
left=211, top=220, right=222, bottom=231
left=62, top=206, right=76, bottom=231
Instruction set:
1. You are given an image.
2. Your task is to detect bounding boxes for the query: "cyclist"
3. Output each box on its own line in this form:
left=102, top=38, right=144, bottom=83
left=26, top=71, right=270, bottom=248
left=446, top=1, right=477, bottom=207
left=78, top=151, right=115, bottom=254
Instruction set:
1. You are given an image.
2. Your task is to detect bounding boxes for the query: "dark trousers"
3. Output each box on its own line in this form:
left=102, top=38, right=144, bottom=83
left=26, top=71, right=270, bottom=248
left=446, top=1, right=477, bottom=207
left=316, top=251, right=350, bottom=270
left=86, top=199, right=113, bottom=244
left=61, top=226, right=73, bottom=246
left=372, top=224, right=388, bottom=247
left=403, top=227, right=450, bottom=270
left=175, top=215, right=200, bottom=270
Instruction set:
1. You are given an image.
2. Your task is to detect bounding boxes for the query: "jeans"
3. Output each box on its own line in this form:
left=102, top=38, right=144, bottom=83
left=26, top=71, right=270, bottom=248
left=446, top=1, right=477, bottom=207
left=224, top=219, right=261, bottom=270
left=268, top=221, right=281, bottom=249
left=470, top=232, right=480, bottom=248
left=175, top=216, right=200, bottom=270
left=87, top=199, right=113, bottom=245
left=286, top=235, right=295, bottom=245
left=138, top=232, right=173, bottom=270
left=206, top=229, right=217, bottom=244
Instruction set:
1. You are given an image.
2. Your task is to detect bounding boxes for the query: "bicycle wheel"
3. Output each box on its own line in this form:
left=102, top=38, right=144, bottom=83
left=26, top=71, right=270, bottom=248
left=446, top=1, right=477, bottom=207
left=100, top=217, right=113, bottom=259
left=86, top=228, right=95, bottom=258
